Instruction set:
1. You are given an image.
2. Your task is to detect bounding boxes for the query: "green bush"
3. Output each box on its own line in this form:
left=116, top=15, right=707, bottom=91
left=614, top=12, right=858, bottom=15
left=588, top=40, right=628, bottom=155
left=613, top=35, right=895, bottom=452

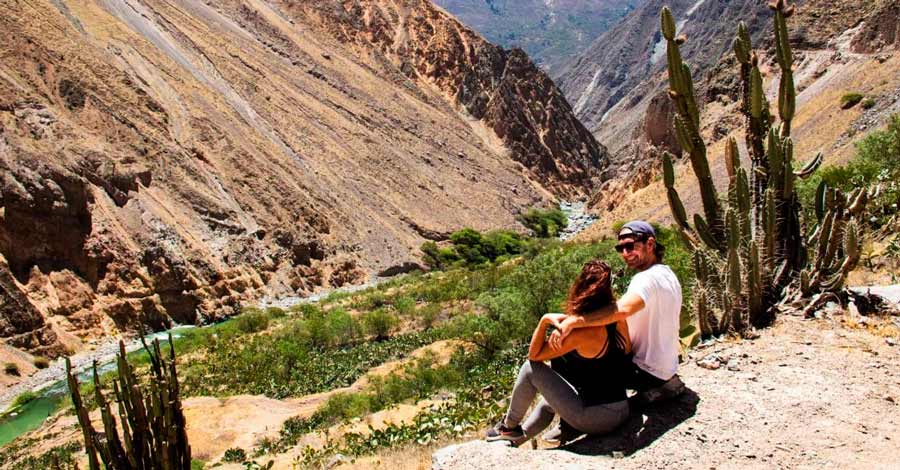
left=324, top=308, right=358, bottom=345
left=265, top=307, right=286, bottom=319
left=223, top=448, right=246, bottom=463
left=422, top=228, right=526, bottom=270
left=235, top=309, right=270, bottom=334
left=517, top=207, right=568, bottom=238
left=861, top=98, right=876, bottom=109
left=798, top=113, right=900, bottom=227
left=418, top=303, right=442, bottom=328
left=11, top=391, right=38, bottom=408
left=33, top=356, right=50, bottom=369
left=4, top=362, right=19, bottom=376
left=421, top=241, right=461, bottom=270
left=392, top=295, right=416, bottom=316
left=362, top=308, right=398, bottom=340
left=841, top=92, right=864, bottom=109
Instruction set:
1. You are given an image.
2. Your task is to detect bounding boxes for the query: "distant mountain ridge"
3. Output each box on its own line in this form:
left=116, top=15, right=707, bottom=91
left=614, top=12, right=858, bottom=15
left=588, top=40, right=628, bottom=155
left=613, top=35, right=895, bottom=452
left=433, top=0, right=642, bottom=74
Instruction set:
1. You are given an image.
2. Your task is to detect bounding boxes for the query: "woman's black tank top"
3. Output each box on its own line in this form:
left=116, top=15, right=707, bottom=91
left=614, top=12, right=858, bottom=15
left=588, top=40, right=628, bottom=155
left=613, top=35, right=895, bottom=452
left=550, top=325, right=630, bottom=406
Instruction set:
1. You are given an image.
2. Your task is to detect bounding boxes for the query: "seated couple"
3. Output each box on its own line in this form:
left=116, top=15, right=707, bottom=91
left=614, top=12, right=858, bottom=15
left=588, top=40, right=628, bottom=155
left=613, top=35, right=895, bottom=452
left=486, top=221, right=685, bottom=447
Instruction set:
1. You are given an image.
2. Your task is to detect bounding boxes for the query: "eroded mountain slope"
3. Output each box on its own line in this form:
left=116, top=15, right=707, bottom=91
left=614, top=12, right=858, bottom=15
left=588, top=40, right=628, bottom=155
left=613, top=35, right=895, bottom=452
left=0, top=0, right=606, bottom=359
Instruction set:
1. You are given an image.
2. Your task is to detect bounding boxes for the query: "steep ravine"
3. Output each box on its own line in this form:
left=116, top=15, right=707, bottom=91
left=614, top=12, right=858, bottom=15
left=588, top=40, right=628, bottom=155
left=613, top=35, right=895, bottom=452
left=0, top=0, right=606, bottom=367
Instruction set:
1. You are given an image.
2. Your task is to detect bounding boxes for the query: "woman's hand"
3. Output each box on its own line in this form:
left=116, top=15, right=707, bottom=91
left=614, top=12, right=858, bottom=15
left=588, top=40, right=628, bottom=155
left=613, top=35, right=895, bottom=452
left=540, top=313, right=566, bottom=329
left=549, top=316, right=579, bottom=350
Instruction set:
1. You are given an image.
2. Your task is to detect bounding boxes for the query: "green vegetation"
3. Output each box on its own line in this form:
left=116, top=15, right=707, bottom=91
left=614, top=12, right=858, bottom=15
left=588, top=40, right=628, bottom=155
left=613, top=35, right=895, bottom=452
left=861, top=98, right=876, bottom=110
left=9, top=391, right=38, bottom=409
left=841, top=92, right=864, bottom=109
left=798, top=113, right=900, bottom=228
left=421, top=228, right=527, bottom=270
left=32, top=357, right=50, bottom=369
left=223, top=448, right=247, bottom=463
left=44, top=220, right=697, bottom=466
left=180, top=326, right=443, bottom=398
left=659, top=3, right=868, bottom=336
left=0, top=440, right=81, bottom=470
left=517, top=207, right=568, bottom=238
left=292, top=346, right=523, bottom=467
left=66, top=336, right=190, bottom=470
left=235, top=308, right=271, bottom=334
left=361, top=308, right=399, bottom=340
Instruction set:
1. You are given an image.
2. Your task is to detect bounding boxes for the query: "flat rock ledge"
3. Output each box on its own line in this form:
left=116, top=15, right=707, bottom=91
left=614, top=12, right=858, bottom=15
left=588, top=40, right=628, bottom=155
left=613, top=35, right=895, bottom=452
left=432, top=440, right=607, bottom=470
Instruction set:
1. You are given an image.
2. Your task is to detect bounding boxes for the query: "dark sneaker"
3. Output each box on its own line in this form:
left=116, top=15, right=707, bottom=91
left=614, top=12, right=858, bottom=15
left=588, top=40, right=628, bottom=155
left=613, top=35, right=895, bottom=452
left=486, top=422, right=527, bottom=446
left=640, top=374, right=685, bottom=405
left=542, top=421, right=582, bottom=445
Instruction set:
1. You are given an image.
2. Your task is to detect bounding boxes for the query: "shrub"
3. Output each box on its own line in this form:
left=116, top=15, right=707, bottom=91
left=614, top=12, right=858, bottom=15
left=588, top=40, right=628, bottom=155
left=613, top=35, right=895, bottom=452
left=11, top=390, right=38, bottom=408
left=324, top=308, right=358, bottom=345
left=421, top=241, right=460, bottom=270
left=392, top=295, right=416, bottom=316
left=418, top=303, right=441, bottom=328
left=362, top=308, right=398, bottom=340
left=264, top=307, right=286, bottom=319
left=861, top=98, right=876, bottom=109
left=798, top=113, right=900, bottom=227
left=841, top=92, right=864, bottom=109
left=289, top=303, right=322, bottom=318
left=235, top=309, right=270, bottom=334
left=4, top=362, right=20, bottom=376
left=518, top=207, right=568, bottom=238
left=33, top=356, right=50, bottom=369
left=223, top=448, right=247, bottom=463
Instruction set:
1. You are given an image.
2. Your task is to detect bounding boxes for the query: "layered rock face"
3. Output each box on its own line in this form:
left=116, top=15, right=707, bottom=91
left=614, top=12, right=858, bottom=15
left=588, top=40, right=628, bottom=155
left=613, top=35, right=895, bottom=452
left=0, top=0, right=606, bottom=358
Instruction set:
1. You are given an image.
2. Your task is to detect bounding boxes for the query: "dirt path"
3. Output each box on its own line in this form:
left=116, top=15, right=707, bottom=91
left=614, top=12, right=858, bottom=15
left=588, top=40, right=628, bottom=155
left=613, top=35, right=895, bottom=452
left=433, top=314, right=900, bottom=469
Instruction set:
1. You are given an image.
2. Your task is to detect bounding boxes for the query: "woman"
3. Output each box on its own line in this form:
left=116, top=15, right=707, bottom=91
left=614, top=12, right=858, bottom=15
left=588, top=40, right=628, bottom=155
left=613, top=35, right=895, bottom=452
left=485, top=260, right=632, bottom=446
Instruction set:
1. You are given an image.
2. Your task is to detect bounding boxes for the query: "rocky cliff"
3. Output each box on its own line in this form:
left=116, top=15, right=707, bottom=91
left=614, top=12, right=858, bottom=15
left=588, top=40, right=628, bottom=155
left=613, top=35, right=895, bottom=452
left=0, top=0, right=606, bottom=360
left=432, top=0, right=642, bottom=73
left=556, top=0, right=898, bottom=211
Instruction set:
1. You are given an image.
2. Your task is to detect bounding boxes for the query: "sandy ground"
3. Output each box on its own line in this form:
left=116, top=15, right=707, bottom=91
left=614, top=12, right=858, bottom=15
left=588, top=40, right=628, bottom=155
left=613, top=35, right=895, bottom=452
left=432, top=314, right=900, bottom=470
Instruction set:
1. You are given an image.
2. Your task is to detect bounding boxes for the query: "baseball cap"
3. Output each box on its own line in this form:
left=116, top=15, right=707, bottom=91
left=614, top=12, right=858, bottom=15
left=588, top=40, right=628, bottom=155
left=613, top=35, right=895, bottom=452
left=618, top=221, right=656, bottom=240
left=618, top=220, right=666, bottom=258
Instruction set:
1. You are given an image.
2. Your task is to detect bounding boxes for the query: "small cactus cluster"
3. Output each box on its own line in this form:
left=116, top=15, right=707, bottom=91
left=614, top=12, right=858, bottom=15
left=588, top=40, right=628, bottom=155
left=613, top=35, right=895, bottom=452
left=67, top=334, right=191, bottom=469
left=658, top=1, right=867, bottom=337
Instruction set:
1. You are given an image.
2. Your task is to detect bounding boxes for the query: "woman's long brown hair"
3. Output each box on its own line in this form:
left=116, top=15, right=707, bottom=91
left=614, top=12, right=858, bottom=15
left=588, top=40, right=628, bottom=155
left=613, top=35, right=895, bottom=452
left=564, top=260, right=628, bottom=354
left=564, top=259, right=615, bottom=316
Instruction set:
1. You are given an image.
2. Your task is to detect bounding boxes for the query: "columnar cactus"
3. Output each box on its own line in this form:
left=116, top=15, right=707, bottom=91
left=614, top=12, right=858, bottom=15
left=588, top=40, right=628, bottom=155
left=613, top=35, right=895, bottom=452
left=659, top=1, right=867, bottom=336
left=66, top=334, right=191, bottom=469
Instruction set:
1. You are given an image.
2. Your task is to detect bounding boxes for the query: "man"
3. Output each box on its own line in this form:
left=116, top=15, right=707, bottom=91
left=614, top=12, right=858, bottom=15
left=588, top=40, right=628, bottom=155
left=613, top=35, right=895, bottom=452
left=543, top=221, right=684, bottom=443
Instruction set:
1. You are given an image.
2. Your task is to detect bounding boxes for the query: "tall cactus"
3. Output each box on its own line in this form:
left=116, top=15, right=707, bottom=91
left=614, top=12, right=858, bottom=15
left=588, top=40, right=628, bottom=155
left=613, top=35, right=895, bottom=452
left=659, top=1, right=867, bottom=337
left=66, top=333, right=191, bottom=469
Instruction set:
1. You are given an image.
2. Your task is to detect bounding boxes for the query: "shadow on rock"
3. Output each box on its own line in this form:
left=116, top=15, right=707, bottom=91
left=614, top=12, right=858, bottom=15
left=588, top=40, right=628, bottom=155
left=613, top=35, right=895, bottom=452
left=561, top=387, right=700, bottom=456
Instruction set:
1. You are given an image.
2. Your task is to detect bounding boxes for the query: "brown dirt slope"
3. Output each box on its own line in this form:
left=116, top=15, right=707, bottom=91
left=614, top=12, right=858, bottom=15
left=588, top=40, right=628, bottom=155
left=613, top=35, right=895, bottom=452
left=0, top=0, right=605, bottom=363
left=433, top=314, right=900, bottom=470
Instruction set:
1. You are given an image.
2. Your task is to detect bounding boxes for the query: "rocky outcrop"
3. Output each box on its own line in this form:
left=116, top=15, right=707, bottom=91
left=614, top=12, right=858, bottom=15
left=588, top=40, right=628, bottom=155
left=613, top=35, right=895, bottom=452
left=0, top=0, right=603, bottom=359
left=851, top=1, right=900, bottom=53
left=296, top=0, right=609, bottom=197
left=558, top=0, right=894, bottom=211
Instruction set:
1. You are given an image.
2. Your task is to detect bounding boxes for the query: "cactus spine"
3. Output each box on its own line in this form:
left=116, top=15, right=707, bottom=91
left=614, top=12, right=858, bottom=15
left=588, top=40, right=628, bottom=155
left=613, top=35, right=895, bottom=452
left=66, top=334, right=191, bottom=469
left=659, top=2, right=867, bottom=337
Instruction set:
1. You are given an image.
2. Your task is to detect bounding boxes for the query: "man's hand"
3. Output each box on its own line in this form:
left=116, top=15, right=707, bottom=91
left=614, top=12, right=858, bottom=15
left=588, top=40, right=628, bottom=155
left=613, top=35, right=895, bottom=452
left=549, top=316, right=579, bottom=350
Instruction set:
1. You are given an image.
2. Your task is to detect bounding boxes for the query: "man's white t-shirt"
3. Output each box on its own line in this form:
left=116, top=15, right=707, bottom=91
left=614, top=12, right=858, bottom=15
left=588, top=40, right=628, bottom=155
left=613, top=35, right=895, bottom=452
left=624, top=263, right=682, bottom=380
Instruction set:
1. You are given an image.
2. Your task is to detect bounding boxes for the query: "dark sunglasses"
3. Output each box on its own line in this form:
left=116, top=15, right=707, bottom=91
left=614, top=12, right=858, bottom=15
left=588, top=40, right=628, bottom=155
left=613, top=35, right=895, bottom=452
left=615, top=240, right=644, bottom=253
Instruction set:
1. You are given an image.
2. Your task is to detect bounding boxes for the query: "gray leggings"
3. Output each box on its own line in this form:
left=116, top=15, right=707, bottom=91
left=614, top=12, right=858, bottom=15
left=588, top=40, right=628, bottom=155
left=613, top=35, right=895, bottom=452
left=504, top=360, right=629, bottom=437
